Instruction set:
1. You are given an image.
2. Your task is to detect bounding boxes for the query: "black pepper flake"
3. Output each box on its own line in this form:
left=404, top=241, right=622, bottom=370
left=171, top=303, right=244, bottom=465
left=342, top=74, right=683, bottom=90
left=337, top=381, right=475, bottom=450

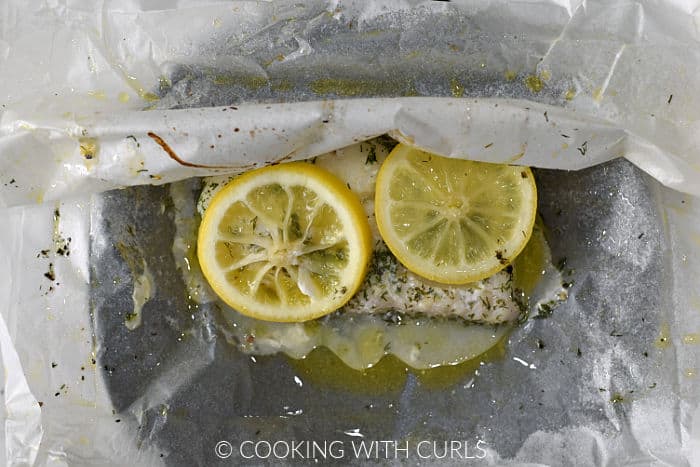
left=81, top=375, right=85, bottom=381
left=536, top=338, right=545, bottom=349
left=38, top=401, right=44, bottom=407
left=667, top=94, right=673, bottom=104
left=495, top=250, right=508, bottom=265
left=610, top=330, right=624, bottom=337
left=54, top=392, right=60, bottom=397
left=576, top=347, right=582, bottom=357
left=484, top=142, right=494, bottom=149
left=51, top=362, right=57, bottom=368
left=577, top=141, right=588, bottom=156
left=638, top=233, right=644, bottom=239
left=543, top=111, right=549, bottom=122
left=44, top=263, right=55, bottom=281
left=56, top=245, right=69, bottom=256
left=234, top=128, right=240, bottom=132
left=115, top=419, right=121, bottom=423
left=643, top=351, right=649, bottom=357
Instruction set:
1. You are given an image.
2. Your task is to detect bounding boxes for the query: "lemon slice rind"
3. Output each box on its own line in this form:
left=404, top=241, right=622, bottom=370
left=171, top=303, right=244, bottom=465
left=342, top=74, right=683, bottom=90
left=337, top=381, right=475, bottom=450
left=198, top=162, right=372, bottom=322
left=375, top=144, right=537, bottom=285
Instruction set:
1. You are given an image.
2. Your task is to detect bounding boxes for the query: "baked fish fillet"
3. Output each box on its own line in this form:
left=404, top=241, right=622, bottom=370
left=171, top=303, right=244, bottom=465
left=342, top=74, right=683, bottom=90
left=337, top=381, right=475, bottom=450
left=198, top=138, right=521, bottom=325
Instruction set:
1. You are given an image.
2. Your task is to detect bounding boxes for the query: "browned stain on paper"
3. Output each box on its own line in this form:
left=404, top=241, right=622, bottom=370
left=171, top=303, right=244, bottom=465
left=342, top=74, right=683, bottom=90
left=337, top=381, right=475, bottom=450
left=147, top=132, right=233, bottom=169
left=268, top=148, right=298, bottom=166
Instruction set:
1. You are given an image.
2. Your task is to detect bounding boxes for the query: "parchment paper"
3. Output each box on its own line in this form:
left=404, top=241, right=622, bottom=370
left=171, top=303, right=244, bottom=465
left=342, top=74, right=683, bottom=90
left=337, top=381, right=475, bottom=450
left=0, top=0, right=698, bottom=465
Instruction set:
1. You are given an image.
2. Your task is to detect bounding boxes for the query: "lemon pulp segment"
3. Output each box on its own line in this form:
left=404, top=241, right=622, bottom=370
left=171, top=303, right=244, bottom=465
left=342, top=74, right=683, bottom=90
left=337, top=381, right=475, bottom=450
left=197, top=162, right=372, bottom=322
left=375, top=144, right=537, bottom=284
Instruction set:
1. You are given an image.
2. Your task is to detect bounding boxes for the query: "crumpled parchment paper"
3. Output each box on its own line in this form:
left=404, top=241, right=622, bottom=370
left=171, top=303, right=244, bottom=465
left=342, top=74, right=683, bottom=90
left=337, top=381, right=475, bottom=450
left=0, top=0, right=698, bottom=465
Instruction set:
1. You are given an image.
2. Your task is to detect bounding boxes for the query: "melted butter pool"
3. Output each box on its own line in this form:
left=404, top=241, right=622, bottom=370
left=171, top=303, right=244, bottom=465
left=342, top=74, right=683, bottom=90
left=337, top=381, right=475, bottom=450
left=288, top=337, right=509, bottom=395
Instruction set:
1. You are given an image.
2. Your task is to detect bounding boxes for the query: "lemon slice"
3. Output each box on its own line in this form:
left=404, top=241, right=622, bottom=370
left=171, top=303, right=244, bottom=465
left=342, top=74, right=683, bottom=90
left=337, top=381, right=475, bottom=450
left=375, top=144, right=537, bottom=284
left=197, top=162, right=372, bottom=322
